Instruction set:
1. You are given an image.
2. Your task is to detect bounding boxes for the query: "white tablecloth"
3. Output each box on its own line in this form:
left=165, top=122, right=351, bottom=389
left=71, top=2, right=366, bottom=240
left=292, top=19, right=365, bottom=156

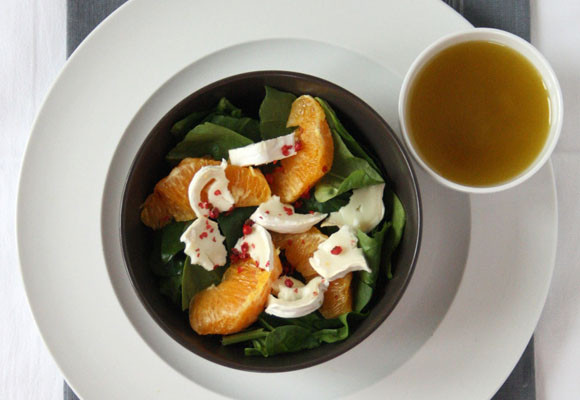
left=0, top=0, right=578, bottom=399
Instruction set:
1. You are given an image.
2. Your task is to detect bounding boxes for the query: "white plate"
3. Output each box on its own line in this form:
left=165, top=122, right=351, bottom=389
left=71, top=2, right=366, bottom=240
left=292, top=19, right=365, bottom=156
left=17, top=0, right=557, bottom=399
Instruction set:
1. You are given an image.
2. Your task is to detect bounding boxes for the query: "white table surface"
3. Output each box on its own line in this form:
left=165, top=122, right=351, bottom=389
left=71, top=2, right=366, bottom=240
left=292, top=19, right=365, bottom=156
left=0, top=0, right=578, bottom=399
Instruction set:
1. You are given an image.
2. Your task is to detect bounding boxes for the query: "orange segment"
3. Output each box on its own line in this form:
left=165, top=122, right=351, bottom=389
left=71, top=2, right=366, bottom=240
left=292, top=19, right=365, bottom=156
left=189, top=254, right=282, bottom=335
left=270, top=96, right=334, bottom=203
left=271, top=227, right=327, bottom=280
left=320, top=273, right=353, bottom=319
left=272, top=227, right=353, bottom=319
left=224, top=165, right=271, bottom=207
left=141, top=157, right=271, bottom=229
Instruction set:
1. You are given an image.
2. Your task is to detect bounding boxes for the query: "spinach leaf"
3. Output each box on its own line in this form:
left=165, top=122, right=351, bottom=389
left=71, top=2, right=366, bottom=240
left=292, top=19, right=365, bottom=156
left=170, top=97, right=245, bottom=140
left=314, top=130, right=384, bottom=202
left=354, top=221, right=390, bottom=312
left=214, top=97, right=243, bottom=118
left=295, top=191, right=350, bottom=214
left=316, top=97, right=381, bottom=171
left=264, top=325, right=320, bottom=356
left=181, top=257, right=224, bottom=311
left=166, top=122, right=253, bottom=164
left=384, top=193, right=406, bottom=279
left=259, top=86, right=296, bottom=140
left=208, top=115, right=261, bottom=142
left=160, top=220, right=192, bottom=263
left=170, top=111, right=209, bottom=139
left=159, top=275, right=182, bottom=306
left=240, top=312, right=361, bottom=357
left=150, top=232, right=185, bottom=277
left=222, top=328, right=270, bottom=346
left=217, top=207, right=257, bottom=252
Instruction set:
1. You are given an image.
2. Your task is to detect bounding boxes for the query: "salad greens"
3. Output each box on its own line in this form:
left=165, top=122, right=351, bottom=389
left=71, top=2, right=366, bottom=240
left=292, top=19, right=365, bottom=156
left=314, top=99, right=384, bottom=202
left=166, top=122, right=253, bottom=164
left=147, top=87, right=406, bottom=357
left=181, top=257, right=224, bottom=311
left=259, top=86, right=297, bottom=140
left=217, top=207, right=258, bottom=252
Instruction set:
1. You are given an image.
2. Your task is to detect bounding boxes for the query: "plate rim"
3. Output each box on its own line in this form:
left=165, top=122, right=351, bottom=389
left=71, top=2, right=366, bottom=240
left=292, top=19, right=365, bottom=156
left=16, top=0, right=556, bottom=398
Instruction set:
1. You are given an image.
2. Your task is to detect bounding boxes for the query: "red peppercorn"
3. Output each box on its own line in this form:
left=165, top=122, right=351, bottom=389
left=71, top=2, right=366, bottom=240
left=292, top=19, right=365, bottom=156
left=283, top=206, right=293, bottom=216
left=330, top=246, right=342, bottom=255
left=213, top=265, right=219, bottom=270
left=199, top=232, right=208, bottom=239
left=208, top=208, right=220, bottom=219
left=294, top=140, right=303, bottom=152
left=322, top=165, right=328, bottom=173
left=241, top=242, right=250, bottom=253
left=214, top=189, right=221, bottom=196
left=281, top=144, right=293, bottom=156
left=242, top=224, right=253, bottom=235
left=284, top=278, right=294, bottom=288
left=308, top=210, right=315, bottom=214
left=244, top=219, right=254, bottom=227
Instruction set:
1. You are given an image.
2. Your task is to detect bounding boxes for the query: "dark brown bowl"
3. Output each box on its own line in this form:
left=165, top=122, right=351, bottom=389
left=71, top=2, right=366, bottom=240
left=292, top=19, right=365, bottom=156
left=121, top=71, right=421, bottom=372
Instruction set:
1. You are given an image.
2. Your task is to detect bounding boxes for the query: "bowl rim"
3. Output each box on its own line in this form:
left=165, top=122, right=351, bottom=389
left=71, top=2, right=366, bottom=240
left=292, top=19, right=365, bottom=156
left=120, top=70, right=422, bottom=372
left=398, top=27, right=564, bottom=194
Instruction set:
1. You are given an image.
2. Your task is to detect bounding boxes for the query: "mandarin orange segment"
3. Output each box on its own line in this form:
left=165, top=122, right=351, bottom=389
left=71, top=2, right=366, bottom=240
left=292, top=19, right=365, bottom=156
left=224, top=165, right=271, bottom=207
left=189, top=254, right=282, bottom=335
left=272, top=227, right=353, bottom=319
left=140, top=158, right=271, bottom=229
left=270, top=95, right=334, bottom=203
left=141, top=158, right=219, bottom=229
left=320, top=273, right=353, bottom=319
left=271, top=227, right=328, bottom=280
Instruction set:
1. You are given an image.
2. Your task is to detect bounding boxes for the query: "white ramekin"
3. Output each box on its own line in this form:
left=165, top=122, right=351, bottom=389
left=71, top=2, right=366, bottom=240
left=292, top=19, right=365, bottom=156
left=398, top=28, right=563, bottom=194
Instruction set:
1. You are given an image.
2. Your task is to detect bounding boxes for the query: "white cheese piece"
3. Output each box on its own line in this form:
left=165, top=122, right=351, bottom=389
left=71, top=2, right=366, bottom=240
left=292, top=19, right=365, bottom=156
left=250, top=195, right=327, bottom=233
left=233, top=224, right=275, bottom=271
left=322, top=184, right=385, bottom=233
left=309, top=225, right=370, bottom=281
left=180, top=217, right=227, bottom=271
left=265, top=276, right=329, bottom=318
left=188, top=160, right=235, bottom=218
left=228, top=132, right=297, bottom=166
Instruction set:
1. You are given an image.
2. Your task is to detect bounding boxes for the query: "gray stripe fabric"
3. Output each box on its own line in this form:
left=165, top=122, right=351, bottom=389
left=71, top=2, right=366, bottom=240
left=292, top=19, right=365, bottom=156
left=64, top=1, right=533, bottom=399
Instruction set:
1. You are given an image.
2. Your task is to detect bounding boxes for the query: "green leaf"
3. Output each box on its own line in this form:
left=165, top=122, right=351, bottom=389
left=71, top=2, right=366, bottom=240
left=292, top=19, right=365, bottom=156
left=216, top=207, right=257, bottom=252
left=264, top=325, right=320, bottom=356
left=181, top=257, right=224, bottom=311
left=214, top=97, right=243, bottom=118
left=312, top=313, right=352, bottom=343
left=150, top=232, right=185, bottom=277
left=240, top=312, right=360, bottom=357
left=316, top=97, right=382, bottom=171
left=354, top=221, right=390, bottom=312
left=159, top=275, right=182, bottom=306
left=208, top=115, right=261, bottom=142
left=259, top=86, right=296, bottom=140
left=295, top=191, right=350, bottom=214
left=314, top=129, right=384, bottom=202
left=384, top=193, right=406, bottom=279
left=166, top=122, right=253, bottom=164
left=222, top=328, right=270, bottom=346
left=352, top=282, right=374, bottom=314
left=160, top=220, right=192, bottom=263
left=170, top=111, right=209, bottom=139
